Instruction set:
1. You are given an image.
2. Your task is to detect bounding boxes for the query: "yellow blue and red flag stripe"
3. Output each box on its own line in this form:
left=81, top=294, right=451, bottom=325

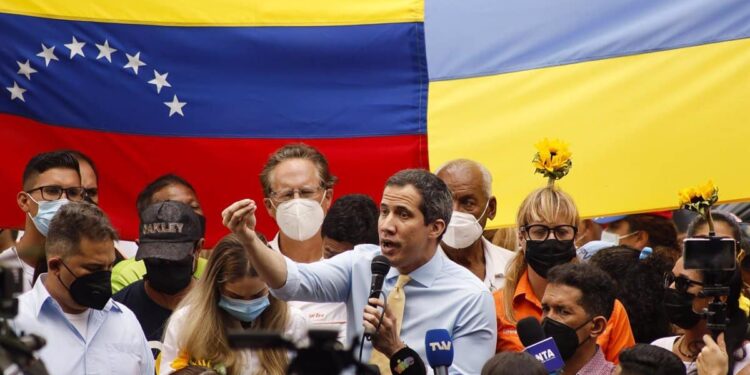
left=2, top=0, right=750, bottom=239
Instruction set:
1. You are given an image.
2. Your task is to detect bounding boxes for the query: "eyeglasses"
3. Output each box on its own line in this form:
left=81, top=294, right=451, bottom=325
left=26, top=185, right=86, bottom=202
left=84, top=187, right=98, bottom=200
left=522, top=224, right=577, bottom=241
left=268, top=186, right=325, bottom=203
left=664, top=272, right=704, bottom=292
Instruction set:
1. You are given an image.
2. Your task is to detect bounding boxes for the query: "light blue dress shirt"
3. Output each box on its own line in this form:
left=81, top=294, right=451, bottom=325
left=11, top=274, right=155, bottom=375
left=273, top=244, right=497, bottom=374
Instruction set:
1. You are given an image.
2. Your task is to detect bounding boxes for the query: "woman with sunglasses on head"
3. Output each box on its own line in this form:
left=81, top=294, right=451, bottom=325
left=652, top=212, right=750, bottom=374
left=158, top=234, right=308, bottom=375
left=493, top=186, right=635, bottom=363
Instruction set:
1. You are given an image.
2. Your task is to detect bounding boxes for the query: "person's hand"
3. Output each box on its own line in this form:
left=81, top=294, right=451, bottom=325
left=697, top=333, right=728, bottom=375
left=363, top=298, right=406, bottom=358
left=221, top=199, right=258, bottom=244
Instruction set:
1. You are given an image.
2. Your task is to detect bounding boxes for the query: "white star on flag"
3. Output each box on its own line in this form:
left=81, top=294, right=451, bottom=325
left=95, top=40, right=117, bottom=63
left=164, top=95, right=186, bottom=117
left=36, top=44, right=59, bottom=67
left=16, top=60, right=37, bottom=80
left=148, top=70, right=172, bottom=93
left=6, top=81, right=27, bottom=102
left=123, top=52, right=146, bottom=75
left=64, top=36, right=86, bottom=59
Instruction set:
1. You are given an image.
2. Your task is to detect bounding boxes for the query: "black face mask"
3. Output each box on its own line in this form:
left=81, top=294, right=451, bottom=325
left=541, top=317, right=592, bottom=361
left=664, top=288, right=703, bottom=329
left=60, top=261, right=112, bottom=310
left=524, top=239, right=576, bottom=278
left=144, top=257, right=194, bottom=295
left=197, top=214, right=206, bottom=238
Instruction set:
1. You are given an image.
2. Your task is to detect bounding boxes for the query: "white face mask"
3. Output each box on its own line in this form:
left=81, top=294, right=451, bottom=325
left=442, top=202, right=489, bottom=249
left=274, top=195, right=325, bottom=241
left=600, top=230, right=637, bottom=246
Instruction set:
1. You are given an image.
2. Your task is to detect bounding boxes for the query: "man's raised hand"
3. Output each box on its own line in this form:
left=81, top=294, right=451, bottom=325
left=221, top=199, right=258, bottom=244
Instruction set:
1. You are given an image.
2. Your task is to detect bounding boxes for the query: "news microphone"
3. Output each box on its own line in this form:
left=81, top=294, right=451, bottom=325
left=517, top=317, right=564, bottom=373
left=390, top=346, right=427, bottom=375
left=365, top=255, right=391, bottom=340
left=425, top=329, right=453, bottom=375
left=369, top=255, right=391, bottom=300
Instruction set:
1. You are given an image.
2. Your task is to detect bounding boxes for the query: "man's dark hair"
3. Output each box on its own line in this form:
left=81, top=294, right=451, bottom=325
left=136, top=174, right=197, bottom=215
left=59, top=149, right=98, bottom=182
left=321, top=194, right=379, bottom=246
left=589, top=246, right=673, bottom=343
left=259, top=143, right=338, bottom=197
left=481, top=352, right=546, bottom=375
left=624, top=214, right=679, bottom=250
left=22, top=151, right=80, bottom=190
left=46, top=202, right=118, bottom=258
left=385, top=169, right=452, bottom=231
left=546, top=263, right=616, bottom=319
left=618, top=344, right=685, bottom=375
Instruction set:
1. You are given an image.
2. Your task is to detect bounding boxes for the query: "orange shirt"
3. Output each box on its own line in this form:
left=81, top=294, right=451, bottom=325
left=493, top=270, right=634, bottom=364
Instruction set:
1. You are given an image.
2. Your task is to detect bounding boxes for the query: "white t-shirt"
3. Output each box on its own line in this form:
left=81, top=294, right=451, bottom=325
left=159, top=305, right=308, bottom=375
left=0, top=246, right=35, bottom=292
left=652, top=335, right=750, bottom=374
left=269, top=234, right=349, bottom=344
left=62, top=309, right=91, bottom=340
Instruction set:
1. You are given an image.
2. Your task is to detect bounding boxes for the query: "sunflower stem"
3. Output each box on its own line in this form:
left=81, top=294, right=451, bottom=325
left=547, top=176, right=555, bottom=187
left=706, top=206, right=716, bottom=237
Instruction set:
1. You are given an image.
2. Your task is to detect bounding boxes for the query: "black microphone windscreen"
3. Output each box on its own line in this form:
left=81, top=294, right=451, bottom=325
left=371, top=255, right=391, bottom=275
left=517, top=317, right=545, bottom=347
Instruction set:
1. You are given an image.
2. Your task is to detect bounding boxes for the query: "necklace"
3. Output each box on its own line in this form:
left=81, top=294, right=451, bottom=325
left=676, top=335, right=701, bottom=360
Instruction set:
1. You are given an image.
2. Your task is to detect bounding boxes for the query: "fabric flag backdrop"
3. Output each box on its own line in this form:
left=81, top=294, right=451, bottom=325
left=2, top=0, right=750, bottom=244
left=0, top=0, right=427, bottom=244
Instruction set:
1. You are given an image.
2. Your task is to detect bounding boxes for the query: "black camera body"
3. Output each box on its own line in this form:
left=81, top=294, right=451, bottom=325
left=228, top=328, right=379, bottom=375
left=1, top=262, right=49, bottom=375
left=682, top=236, right=737, bottom=336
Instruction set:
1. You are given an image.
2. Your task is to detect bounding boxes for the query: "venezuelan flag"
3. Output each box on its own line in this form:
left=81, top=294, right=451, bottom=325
left=426, top=0, right=750, bottom=226
left=0, top=0, right=427, bottom=242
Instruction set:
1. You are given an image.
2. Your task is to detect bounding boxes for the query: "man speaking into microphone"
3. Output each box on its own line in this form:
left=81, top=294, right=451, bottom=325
left=222, top=169, right=496, bottom=374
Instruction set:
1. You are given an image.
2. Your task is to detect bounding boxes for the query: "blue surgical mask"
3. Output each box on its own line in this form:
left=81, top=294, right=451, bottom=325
left=219, top=294, right=270, bottom=322
left=26, top=194, right=69, bottom=236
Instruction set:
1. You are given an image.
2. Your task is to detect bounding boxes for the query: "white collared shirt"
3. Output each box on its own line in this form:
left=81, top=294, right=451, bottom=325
left=482, top=237, right=516, bottom=291
left=11, top=274, right=154, bottom=375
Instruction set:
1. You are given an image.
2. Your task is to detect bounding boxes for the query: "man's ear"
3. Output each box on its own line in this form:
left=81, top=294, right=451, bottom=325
left=47, top=256, right=63, bottom=275
left=321, top=188, right=334, bottom=213
left=428, top=219, right=447, bottom=240
left=263, top=198, right=276, bottom=218
left=17, top=191, right=33, bottom=214
left=487, top=196, right=497, bottom=221
left=634, top=231, right=649, bottom=249
left=590, top=316, right=608, bottom=337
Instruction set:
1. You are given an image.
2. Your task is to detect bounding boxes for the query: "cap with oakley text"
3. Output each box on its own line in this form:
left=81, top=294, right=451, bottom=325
left=136, top=200, right=202, bottom=261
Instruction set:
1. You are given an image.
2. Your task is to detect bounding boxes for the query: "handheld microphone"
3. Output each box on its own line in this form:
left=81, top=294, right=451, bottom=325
left=390, top=346, right=427, bottom=375
left=424, top=329, right=453, bottom=375
left=517, top=317, right=564, bottom=373
left=365, top=255, right=391, bottom=340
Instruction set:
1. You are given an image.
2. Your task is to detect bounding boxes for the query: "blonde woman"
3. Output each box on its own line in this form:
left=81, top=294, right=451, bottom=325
left=159, top=234, right=308, bottom=375
left=492, top=186, right=635, bottom=363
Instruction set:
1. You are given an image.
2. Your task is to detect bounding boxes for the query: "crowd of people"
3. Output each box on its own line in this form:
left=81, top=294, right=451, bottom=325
left=1, top=144, right=748, bottom=375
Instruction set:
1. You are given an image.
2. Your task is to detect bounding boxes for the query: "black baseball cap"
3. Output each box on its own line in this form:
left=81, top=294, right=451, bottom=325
left=136, top=200, right=202, bottom=261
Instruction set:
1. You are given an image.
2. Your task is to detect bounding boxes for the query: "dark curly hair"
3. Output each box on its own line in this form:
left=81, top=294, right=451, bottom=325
left=588, top=246, right=674, bottom=343
left=321, top=194, right=379, bottom=246
left=546, top=263, right=616, bottom=319
left=618, top=344, right=685, bottom=375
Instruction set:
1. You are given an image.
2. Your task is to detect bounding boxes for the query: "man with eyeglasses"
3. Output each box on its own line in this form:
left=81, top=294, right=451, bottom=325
left=0, top=151, right=84, bottom=292
left=258, top=143, right=347, bottom=343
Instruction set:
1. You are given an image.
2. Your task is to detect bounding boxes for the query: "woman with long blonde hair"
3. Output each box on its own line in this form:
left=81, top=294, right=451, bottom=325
left=492, top=186, right=635, bottom=363
left=159, top=234, right=307, bottom=375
